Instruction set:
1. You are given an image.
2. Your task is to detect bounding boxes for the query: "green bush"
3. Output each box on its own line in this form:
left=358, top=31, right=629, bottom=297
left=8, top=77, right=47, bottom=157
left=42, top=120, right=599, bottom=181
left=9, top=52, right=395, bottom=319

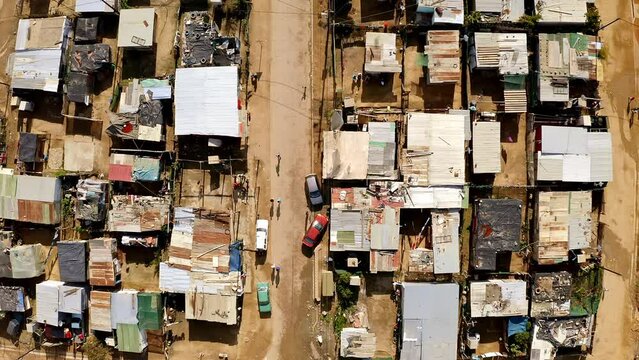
left=518, top=14, right=541, bottom=28
left=335, top=270, right=358, bottom=308
left=586, top=7, right=601, bottom=34
left=464, top=11, right=482, bottom=26
left=83, top=335, right=111, bottom=360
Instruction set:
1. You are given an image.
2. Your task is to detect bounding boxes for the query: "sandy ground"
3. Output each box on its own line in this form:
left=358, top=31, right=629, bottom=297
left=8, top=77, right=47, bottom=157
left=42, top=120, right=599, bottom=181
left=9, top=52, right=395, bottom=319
left=589, top=0, right=639, bottom=358
left=233, top=0, right=320, bottom=358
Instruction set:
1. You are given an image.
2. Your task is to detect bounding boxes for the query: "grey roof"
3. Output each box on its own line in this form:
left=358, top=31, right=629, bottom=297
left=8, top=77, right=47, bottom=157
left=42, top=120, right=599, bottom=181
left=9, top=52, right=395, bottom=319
left=401, top=282, right=459, bottom=360
left=473, top=199, right=522, bottom=270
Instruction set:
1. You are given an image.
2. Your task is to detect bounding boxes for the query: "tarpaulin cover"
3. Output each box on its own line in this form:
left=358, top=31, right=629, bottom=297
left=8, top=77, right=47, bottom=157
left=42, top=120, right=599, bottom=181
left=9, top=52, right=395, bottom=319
left=18, top=133, right=37, bottom=162
left=10, top=244, right=44, bottom=279
left=133, top=157, right=161, bottom=181
left=69, top=44, right=111, bottom=73
left=116, top=323, right=147, bottom=353
left=507, top=316, right=528, bottom=338
left=75, top=17, right=99, bottom=42
left=76, top=179, right=108, bottom=221
left=109, top=164, right=133, bottom=182
left=229, top=241, right=242, bottom=272
left=67, top=72, right=93, bottom=104
left=137, top=292, right=162, bottom=330
left=138, top=100, right=163, bottom=126
left=57, top=241, right=87, bottom=282
left=107, top=113, right=139, bottom=140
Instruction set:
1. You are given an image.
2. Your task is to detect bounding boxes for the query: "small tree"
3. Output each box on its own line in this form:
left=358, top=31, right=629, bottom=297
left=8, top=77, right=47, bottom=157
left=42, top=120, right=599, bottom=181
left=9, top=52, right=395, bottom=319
left=518, top=14, right=542, bottom=28
left=464, top=11, right=483, bottom=26
left=585, top=7, right=601, bottom=34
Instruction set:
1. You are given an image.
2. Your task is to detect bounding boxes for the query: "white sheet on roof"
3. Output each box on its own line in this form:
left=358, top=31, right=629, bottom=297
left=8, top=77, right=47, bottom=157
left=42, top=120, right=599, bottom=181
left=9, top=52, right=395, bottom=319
left=111, top=290, right=139, bottom=329
left=36, top=280, right=63, bottom=325
left=15, top=176, right=61, bottom=202
left=588, top=132, right=613, bottom=182
left=541, top=126, right=588, bottom=154
left=10, top=50, right=63, bottom=92
left=404, top=187, right=464, bottom=209
left=174, top=66, right=239, bottom=137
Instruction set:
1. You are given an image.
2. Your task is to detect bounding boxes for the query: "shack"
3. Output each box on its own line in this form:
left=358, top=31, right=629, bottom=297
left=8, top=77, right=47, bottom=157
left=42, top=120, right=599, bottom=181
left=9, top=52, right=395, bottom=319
left=10, top=244, right=45, bottom=279
left=530, top=272, right=572, bottom=318
left=535, top=191, right=592, bottom=264
left=470, top=279, right=528, bottom=317
left=108, top=154, right=162, bottom=182
left=402, top=113, right=465, bottom=186
left=473, top=199, right=522, bottom=270
left=88, top=238, right=120, bottom=286
left=108, top=195, right=170, bottom=233
left=364, top=32, right=401, bottom=74
left=57, top=241, right=88, bottom=283
left=472, top=121, right=501, bottom=173
left=10, top=17, right=72, bottom=92
left=400, top=282, right=459, bottom=360
left=174, top=66, right=240, bottom=137
left=415, top=0, right=464, bottom=25
left=76, top=179, right=108, bottom=222
left=117, top=8, right=156, bottom=48
left=423, top=30, right=460, bottom=84
left=0, top=174, right=62, bottom=224
left=472, top=0, right=525, bottom=21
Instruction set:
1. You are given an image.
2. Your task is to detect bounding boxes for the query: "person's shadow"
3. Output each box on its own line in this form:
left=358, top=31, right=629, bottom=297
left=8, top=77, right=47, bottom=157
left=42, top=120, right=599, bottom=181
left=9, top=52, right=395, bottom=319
left=276, top=156, right=281, bottom=176
left=276, top=203, right=281, bottom=220
left=275, top=270, right=280, bottom=288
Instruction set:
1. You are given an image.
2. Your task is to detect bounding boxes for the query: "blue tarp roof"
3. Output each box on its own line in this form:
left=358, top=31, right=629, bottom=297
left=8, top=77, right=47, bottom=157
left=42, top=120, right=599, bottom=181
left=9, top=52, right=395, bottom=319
left=229, top=241, right=242, bottom=272
left=507, top=316, right=528, bottom=338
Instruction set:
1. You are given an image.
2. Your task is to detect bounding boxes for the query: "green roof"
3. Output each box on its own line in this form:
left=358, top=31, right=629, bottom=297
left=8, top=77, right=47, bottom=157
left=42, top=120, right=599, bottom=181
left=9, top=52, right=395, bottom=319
left=137, top=292, right=162, bottom=330
left=116, top=323, right=147, bottom=353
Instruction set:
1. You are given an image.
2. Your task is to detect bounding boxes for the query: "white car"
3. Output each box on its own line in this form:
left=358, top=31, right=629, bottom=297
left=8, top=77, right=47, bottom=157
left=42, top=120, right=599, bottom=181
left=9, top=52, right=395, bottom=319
left=256, top=219, right=269, bottom=252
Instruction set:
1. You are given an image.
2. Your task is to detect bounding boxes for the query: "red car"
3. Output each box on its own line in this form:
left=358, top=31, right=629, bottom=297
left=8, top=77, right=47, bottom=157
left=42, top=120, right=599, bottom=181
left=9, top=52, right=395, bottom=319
left=303, top=214, right=329, bottom=247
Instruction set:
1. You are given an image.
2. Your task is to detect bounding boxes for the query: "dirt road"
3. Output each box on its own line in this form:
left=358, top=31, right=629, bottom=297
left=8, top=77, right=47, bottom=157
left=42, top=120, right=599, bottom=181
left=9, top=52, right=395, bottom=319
left=238, top=0, right=316, bottom=358
left=590, top=0, right=639, bottom=358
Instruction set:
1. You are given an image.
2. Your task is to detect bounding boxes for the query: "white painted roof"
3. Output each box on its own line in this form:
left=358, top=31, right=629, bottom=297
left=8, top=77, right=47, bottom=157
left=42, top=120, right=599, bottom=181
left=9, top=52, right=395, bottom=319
left=159, top=262, right=191, bottom=293
left=175, top=66, right=240, bottom=137
left=473, top=32, right=528, bottom=75
left=117, top=8, right=155, bottom=47
left=36, top=280, right=64, bottom=325
left=588, top=132, right=613, bottom=182
left=10, top=50, right=63, bottom=92
left=364, top=32, right=401, bottom=73
left=541, top=126, right=588, bottom=154
left=110, top=290, right=139, bottom=329
left=473, top=122, right=501, bottom=174
left=403, top=186, right=464, bottom=209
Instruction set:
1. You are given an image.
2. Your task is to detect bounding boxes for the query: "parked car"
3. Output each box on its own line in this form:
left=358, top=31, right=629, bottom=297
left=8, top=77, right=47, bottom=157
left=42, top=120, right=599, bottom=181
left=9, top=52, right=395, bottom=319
left=302, top=213, right=329, bottom=248
left=256, top=219, right=269, bottom=252
left=257, top=282, right=271, bottom=313
left=305, top=174, right=323, bottom=208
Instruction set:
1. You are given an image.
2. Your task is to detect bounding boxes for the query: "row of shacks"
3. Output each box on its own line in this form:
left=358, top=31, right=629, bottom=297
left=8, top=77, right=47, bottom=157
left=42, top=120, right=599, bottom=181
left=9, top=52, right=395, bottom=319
left=329, top=0, right=609, bottom=359
left=2, top=0, right=246, bottom=356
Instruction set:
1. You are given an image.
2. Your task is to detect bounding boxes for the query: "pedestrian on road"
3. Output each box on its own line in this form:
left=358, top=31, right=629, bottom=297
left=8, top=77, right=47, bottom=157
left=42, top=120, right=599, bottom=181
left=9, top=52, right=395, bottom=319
left=276, top=153, right=281, bottom=161
left=270, top=198, right=274, bottom=202
left=276, top=265, right=281, bottom=272
left=277, top=198, right=282, bottom=204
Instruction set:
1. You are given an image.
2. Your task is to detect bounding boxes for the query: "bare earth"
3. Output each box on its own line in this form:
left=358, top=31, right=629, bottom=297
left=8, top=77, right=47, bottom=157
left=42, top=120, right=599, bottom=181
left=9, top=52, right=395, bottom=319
left=590, top=0, right=639, bottom=358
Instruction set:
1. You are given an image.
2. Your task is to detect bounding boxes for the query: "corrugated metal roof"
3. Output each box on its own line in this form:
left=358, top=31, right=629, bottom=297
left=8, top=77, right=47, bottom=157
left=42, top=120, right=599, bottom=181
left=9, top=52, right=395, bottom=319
left=89, top=238, right=119, bottom=286
left=185, top=291, right=237, bottom=324
left=448, top=109, right=471, bottom=141
left=10, top=49, right=62, bottom=92
left=108, top=195, right=170, bottom=232
left=504, top=89, right=527, bottom=113
left=90, top=291, right=112, bottom=332
left=473, top=122, right=501, bottom=174
left=364, top=32, right=401, bottom=73
left=370, top=207, right=400, bottom=250
left=10, top=244, right=45, bottom=278
left=588, top=132, right=613, bottom=182
left=432, top=210, right=460, bottom=274
left=369, top=250, right=400, bottom=273
left=76, top=0, right=116, bottom=12
left=424, top=30, right=460, bottom=84
left=403, top=186, right=464, bottom=209
left=562, top=154, right=591, bottom=182
left=530, top=272, right=572, bottom=318
left=329, top=209, right=368, bottom=251
left=159, top=262, right=191, bottom=293
left=367, top=122, right=397, bottom=179
left=470, top=280, right=528, bottom=317
left=340, top=328, right=376, bottom=358
left=536, top=191, right=591, bottom=263
left=473, top=32, right=528, bottom=74
left=175, top=66, right=239, bottom=137
left=541, top=126, right=588, bottom=154
left=404, top=113, right=465, bottom=186
left=537, top=153, right=564, bottom=181
left=323, top=131, right=369, bottom=180
left=117, top=8, right=155, bottom=47
left=116, top=323, right=147, bottom=353
left=535, top=0, right=587, bottom=23
left=400, top=282, right=459, bottom=360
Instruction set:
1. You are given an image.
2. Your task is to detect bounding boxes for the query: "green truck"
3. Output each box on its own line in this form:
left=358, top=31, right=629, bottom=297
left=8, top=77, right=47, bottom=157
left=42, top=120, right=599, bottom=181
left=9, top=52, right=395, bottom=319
left=257, top=282, right=271, bottom=313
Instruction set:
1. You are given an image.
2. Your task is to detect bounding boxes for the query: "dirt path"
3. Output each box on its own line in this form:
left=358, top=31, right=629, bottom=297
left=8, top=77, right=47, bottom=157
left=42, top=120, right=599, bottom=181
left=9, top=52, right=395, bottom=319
left=238, top=0, right=315, bottom=358
left=590, top=0, right=639, bottom=358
